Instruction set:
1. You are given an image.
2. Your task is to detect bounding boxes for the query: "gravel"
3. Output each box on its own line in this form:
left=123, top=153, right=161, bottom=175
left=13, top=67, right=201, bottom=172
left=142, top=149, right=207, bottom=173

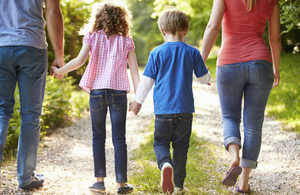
left=1, top=78, right=299, bottom=195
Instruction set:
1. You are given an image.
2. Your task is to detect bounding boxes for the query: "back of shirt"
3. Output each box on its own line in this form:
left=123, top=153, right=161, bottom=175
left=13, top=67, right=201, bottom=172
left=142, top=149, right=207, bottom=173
left=143, top=42, right=208, bottom=115
left=218, top=0, right=277, bottom=65
left=0, top=0, right=47, bottom=49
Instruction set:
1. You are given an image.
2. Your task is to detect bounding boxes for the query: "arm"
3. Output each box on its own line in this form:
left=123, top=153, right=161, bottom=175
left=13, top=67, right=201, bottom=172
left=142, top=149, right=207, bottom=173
left=45, top=0, right=64, bottom=75
left=268, top=2, right=281, bottom=88
left=197, top=72, right=211, bottom=84
left=51, top=43, right=90, bottom=75
left=129, top=75, right=154, bottom=115
left=201, top=0, right=225, bottom=62
left=127, top=51, right=140, bottom=93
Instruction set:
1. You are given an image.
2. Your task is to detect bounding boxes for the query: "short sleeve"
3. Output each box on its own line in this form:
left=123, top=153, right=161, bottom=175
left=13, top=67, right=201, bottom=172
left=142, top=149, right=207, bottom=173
left=194, top=51, right=208, bottom=78
left=143, top=52, right=158, bottom=80
left=83, top=32, right=94, bottom=45
left=126, top=38, right=135, bottom=53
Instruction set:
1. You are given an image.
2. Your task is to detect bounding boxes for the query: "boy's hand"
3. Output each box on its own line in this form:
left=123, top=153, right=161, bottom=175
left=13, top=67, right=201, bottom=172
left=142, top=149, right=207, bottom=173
left=129, top=100, right=142, bottom=115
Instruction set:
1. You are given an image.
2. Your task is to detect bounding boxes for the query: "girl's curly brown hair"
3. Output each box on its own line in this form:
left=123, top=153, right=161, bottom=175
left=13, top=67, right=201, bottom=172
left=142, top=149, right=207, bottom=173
left=91, top=2, right=132, bottom=38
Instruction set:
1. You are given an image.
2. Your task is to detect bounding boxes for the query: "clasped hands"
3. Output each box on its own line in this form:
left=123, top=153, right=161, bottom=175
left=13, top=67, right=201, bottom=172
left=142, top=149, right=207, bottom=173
left=129, top=100, right=142, bottom=115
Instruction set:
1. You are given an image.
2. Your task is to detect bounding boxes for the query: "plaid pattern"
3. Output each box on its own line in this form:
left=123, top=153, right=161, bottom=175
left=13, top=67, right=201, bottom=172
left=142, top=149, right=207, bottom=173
left=79, top=30, right=135, bottom=93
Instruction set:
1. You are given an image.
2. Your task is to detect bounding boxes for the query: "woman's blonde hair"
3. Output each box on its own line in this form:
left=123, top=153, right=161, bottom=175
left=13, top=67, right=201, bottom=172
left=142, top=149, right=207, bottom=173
left=242, top=0, right=257, bottom=12
left=85, top=1, right=132, bottom=38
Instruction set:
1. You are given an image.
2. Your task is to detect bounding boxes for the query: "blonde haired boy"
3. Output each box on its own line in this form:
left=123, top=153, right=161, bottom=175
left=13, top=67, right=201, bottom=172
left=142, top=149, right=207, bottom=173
left=130, top=8, right=210, bottom=194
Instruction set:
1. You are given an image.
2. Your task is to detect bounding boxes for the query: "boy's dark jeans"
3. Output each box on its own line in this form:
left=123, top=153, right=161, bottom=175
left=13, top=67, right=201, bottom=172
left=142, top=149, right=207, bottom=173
left=153, top=113, right=193, bottom=188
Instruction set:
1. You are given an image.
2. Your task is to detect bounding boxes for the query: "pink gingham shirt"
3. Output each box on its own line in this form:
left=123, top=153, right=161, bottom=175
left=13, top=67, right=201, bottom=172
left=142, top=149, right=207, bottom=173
left=79, top=30, right=135, bottom=93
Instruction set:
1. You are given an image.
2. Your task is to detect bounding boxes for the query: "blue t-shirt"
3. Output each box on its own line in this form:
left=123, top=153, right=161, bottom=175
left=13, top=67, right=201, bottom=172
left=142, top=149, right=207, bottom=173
left=0, top=0, right=47, bottom=49
left=143, top=42, right=208, bottom=115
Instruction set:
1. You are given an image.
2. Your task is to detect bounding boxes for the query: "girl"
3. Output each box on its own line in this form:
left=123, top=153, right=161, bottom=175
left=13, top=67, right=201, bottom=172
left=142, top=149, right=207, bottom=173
left=51, top=2, right=140, bottom=194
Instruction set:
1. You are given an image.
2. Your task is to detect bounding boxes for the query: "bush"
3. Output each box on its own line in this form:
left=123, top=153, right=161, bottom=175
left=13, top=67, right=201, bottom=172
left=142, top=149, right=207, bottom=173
left=4, top=76, right=89, bottom=157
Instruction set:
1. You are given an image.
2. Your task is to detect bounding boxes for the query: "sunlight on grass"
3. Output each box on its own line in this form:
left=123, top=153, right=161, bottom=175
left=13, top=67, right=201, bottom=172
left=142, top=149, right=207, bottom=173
left=129, top=122, right=228, bottom=195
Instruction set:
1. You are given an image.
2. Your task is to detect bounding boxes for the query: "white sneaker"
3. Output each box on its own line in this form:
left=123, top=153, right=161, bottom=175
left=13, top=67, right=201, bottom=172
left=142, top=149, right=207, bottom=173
left=161, top=162, right=174, bottom=194
left=174, top=187, right=186, bottom=194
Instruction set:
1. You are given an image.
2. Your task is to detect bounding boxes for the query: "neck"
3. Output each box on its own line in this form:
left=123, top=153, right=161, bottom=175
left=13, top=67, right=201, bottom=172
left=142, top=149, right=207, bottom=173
left=163, top=31, right=185, bottom=42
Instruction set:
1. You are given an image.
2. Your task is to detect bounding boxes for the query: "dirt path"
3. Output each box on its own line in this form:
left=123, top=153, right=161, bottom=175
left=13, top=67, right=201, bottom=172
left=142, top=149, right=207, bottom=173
left=1, top=79, right=300, bottom=194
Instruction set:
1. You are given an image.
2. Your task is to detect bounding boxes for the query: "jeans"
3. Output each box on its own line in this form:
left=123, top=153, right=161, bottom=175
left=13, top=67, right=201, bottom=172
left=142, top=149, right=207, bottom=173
left=153, top=113, right=193, bottom=188
left=0, top=46, right=47, bottom=186
left=89, top=89, right=128, bottom=183
left=216, top=60, right=274, bottom=169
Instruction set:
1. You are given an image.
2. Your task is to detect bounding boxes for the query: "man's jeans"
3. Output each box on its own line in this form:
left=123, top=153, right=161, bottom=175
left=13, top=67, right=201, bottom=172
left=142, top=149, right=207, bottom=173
left=153, top=113, right=193, bottom=188
left=89, top=89, right=128, bottom=183
left=0, top=46, right=47, bottom=186
left=216, top=60, right=274, bottom=169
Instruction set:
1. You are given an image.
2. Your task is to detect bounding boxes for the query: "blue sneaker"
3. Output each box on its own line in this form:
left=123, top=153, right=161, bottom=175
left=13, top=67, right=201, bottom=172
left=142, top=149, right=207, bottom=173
left=18, top=174, right=44, bottom=190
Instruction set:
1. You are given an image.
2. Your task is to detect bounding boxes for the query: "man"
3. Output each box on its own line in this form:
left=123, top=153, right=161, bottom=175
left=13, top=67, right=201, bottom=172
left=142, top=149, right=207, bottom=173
left=0, top=0, right=64, bottom=190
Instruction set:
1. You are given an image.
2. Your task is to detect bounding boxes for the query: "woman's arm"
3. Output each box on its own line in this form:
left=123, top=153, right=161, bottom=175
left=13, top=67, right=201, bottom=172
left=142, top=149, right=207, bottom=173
left=127, top=51, right=140, bottom=93
left=51, top=42, right=90, bottom=75
left=268, top=1, right=281, bottom=88
left=201, top=0, right=225, bottom=62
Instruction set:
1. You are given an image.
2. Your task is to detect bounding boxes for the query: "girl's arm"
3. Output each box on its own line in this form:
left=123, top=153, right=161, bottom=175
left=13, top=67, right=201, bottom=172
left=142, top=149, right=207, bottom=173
left=268, top=1, right=281, bottom=88
left=127, top=51, right=140, bottom=93
left=201, top=0, right=225, bottom=62
left=51, top=42, right=90, bottom=75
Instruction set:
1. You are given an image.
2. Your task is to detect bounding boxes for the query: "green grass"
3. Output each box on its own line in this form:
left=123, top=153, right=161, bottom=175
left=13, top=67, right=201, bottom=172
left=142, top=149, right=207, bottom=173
left=266, top=53, right=300, bottom=132
left=129, top=121, right=229, bottom=194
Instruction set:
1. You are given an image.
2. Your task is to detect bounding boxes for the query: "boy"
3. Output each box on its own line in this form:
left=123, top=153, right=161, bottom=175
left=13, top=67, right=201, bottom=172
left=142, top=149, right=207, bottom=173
left=129, top=8, right=210, bottom=194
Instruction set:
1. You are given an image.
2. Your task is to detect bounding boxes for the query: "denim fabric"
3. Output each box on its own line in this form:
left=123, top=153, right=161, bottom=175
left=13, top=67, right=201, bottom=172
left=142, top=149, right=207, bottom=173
left=89, top=89, right=128, bottom=183
left=216, top=60, right=274, bottom=169
left=153, top=113, right=193, bottom=188
left=0, top=46, right=47, bottom=186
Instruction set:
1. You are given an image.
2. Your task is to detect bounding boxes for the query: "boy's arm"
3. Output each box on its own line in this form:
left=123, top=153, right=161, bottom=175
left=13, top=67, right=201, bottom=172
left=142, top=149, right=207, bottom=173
left=129, top=75, right=154, bottom=115
left=135, top=75, right=155, bottom=104
left=197, top=72, right=211, bottom=84
left=51, top=42, right=90, bottom=75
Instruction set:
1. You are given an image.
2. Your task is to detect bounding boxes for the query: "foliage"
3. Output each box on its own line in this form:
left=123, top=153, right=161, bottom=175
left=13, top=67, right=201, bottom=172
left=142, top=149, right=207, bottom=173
left=129, top=122, right=227, bottom=194
left=279, top=0, right=300, bottom=53
left=266, top=53, right=300, bottom=133
left=128, top=0, right=164, bottom=65
left=5, top=76, right=89, bottom=158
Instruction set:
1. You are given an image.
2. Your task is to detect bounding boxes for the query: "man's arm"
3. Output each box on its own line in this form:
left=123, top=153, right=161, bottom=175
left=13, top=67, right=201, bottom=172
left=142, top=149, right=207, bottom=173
left=45, top=0, right=64, bottom=75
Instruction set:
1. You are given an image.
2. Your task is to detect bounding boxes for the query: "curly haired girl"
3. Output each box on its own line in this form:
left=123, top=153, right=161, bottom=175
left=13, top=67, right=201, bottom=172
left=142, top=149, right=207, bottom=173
left=51, top=2, right=139, bottom=194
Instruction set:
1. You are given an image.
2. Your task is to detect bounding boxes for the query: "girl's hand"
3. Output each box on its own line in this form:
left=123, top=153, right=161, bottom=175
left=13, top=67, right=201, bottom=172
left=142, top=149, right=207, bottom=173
left=51, top=66, right=64, bottom=79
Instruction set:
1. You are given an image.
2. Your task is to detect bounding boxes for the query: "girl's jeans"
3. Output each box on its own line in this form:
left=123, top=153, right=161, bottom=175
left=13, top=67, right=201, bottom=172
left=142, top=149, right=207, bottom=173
left=89, top=89, right=128, bottom=183
left=216, top=60, right=274, bottom=169
left=0, top=46, right=47, bottom=187
left=153, top=113, right=193, bottom=188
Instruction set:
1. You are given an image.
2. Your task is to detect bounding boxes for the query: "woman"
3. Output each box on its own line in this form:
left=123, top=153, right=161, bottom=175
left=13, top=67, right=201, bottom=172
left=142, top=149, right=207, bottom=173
left=201, top=0, right=281, bottom=193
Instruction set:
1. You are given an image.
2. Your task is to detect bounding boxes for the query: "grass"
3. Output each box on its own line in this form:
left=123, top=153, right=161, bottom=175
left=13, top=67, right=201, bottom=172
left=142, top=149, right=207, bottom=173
left=129, top=121, right=229, bottom=195
left=266, top=53, right=300, bottom=133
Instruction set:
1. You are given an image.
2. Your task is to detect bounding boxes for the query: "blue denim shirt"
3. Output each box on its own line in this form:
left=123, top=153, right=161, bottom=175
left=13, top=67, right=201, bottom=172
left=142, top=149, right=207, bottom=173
left=0, top=0, right=47, bottom=49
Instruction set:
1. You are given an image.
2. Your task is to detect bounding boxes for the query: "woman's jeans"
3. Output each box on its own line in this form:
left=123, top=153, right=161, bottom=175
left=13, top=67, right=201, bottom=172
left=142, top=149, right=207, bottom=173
left=0, top=46, right=47, bottom=186
left=216, top=60, right=274, bottom=169
left=153, top=113, right=193, bottom=188
left=89, top=89, right=128, bottom=183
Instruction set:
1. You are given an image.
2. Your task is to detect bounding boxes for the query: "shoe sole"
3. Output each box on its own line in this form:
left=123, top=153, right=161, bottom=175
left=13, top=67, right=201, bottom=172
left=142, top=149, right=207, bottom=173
left=118, top=188, right=133, bottom=194
left=89, top=188, right=106, bottom=193
left=161, top=166, right=174, bottom=193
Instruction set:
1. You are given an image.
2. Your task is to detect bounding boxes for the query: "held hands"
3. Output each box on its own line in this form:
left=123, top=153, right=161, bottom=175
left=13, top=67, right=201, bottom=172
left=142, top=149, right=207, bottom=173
left=50, top=58, right=64, bottom=79
left=129, top=100, right=142, bottom=115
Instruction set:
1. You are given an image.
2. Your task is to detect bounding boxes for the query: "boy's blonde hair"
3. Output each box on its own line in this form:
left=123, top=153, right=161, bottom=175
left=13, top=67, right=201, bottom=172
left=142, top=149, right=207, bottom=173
left=158, top=8, right=189, bottom=35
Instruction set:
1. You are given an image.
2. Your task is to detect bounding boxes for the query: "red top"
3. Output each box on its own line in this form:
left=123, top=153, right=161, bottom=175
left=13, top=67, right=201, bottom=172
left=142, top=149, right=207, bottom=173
left=217, top=0, right=277, bottom=65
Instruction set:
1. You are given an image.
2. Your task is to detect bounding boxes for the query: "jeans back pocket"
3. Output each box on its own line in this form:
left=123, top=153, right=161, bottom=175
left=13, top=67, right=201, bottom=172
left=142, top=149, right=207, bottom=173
left=217, top=64, right=239, bottom=86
